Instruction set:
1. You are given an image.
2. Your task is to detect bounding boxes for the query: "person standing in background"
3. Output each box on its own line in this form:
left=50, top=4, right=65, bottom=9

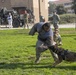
left=7, top=13, right=13, bottom=28
left=24, top=10, right=29, bottom=29
left=51, top=11, right=62, bottom=45
left=52, top=11, right=60, bottom=30
left=40, top=15, right=45, bottom=22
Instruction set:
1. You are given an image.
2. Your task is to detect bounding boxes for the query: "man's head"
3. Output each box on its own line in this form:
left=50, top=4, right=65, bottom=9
left=9, top=13, right=12, bottom=15
left=53, top=10, right=57, bottom=15
left=42, top=22, right=50, bottom=31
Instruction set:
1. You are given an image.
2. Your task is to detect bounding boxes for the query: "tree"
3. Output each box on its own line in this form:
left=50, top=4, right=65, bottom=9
left=48, top=2, right=56, bottom=14
left=72, top=0, right=76, bottom=14
left=56, top=5, right=66, bottom=15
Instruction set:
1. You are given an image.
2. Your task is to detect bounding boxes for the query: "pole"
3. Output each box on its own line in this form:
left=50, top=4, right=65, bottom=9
left=39, top=0, right=41, bottom=21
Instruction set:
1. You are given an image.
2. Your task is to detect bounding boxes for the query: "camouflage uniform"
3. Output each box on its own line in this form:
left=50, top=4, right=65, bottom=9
left=53, top=30, right=62, bottom=45
left=25, top=13, right=29, bottom=29
left=29, top=22, right=58, bottom=63
left=0, top=17, right=1, bottom=25
left=52, top=14, right=60, bottom=30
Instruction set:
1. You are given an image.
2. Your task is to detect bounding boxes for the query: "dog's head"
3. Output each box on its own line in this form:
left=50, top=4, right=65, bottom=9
left=49, top=44, right=64, bottom=53
left=49, top=44, right=58, bottom=52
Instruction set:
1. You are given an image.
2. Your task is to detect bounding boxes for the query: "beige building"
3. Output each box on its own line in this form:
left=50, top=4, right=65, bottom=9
left=0, top=0, right=48, bottom=22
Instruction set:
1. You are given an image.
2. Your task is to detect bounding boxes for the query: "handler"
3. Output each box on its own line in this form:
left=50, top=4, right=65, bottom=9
left=29, top=22, right=58, bottom=63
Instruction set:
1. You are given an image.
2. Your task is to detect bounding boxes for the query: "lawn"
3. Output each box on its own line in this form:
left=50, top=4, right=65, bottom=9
left=0, top=28, right=76, bottom=75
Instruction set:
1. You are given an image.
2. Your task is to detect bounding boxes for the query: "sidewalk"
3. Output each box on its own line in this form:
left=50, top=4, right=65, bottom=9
left=0, top=23, right=33, bottom=30
left=0, top=23, right=76, bottom=30
left=50, top=23, right=76, bottom=28
left=58, top=23, right=76, bottom=28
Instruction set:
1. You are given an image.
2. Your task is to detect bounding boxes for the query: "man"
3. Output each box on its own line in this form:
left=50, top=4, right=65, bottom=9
left=52, top=11, right=60, bottom=30
left=40, top=15, right=45, bottom=22
left=7, top=13, right=13, bottom=28
left=25, top=12, right=29, bottom=29
left=29, top=22, right=58, bottom=63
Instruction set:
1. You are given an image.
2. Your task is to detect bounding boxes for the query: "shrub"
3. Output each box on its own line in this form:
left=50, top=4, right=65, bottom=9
left=59, top=14, right=76, bottom=24
left=48, top=14, right=76, bottom=24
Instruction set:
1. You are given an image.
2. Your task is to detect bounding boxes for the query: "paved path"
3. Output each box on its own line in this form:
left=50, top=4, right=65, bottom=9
left=0, top=23, right=76, bottom=30
left=58, top=23, right=76, bottom=28
left=49, top=23, right=76, bottom=28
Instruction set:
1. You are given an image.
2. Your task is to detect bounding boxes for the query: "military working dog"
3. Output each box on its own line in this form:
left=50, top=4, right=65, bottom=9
left=49, top=45, right=76, bottom=67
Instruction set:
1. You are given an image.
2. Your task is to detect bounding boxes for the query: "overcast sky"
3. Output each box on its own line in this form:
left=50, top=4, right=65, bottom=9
left=49, top=0, right=58, bottom=1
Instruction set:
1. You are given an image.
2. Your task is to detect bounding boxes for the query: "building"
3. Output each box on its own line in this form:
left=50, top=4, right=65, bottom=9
left=53, top=0, right=74, bottom=13
left=0, top=0, right=48, bottom=22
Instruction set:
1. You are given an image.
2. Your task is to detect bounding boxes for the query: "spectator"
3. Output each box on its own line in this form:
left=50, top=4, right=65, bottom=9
left=40, top=15, right=45, bottom=22
left=25, top=12, right=29, bottom=29
left=24, top=10, right=29, bottom=29
left=0, top=17, right=1, bottom=25
left=7, top=13, right=13, bottom=28
left=52, top=11, right=60, bottom=30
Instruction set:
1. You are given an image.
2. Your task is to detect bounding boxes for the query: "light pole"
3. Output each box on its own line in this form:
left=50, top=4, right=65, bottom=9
left=39, top=0, right=41, bottom=21
left=28, top=0, right=29, bottom=9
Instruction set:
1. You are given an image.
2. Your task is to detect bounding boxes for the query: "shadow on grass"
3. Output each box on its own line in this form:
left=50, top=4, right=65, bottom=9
left=27, top=45, right=36, bottom=47
left=0, top=62, right=76, bottom=70
left=62, top=34, right=76, bottom=37
left=0, top=62, right=51, bottom=69
left=74, top=38, right=76, bottom=40
left=55, top=65, right=76, bottom=70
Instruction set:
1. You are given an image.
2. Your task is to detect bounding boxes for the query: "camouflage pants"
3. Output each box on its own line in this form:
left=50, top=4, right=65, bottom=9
left=53, top=23, right=59, bottom=30
left=35, top=40, right=58, bottom=63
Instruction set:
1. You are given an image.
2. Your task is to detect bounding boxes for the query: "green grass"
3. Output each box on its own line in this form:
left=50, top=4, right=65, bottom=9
left=0, top=28, right=76, bottom=75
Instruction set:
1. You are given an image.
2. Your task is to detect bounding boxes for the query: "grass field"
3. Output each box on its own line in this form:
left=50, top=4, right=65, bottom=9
left=0, top=28, right=76, bottom=75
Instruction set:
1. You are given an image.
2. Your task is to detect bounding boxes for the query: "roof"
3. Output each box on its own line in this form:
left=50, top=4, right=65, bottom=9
left=53, top=0, right=72, bottom=5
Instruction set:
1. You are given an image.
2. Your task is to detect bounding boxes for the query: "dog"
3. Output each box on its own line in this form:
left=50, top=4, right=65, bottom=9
left=49, top=45, right=76, bottom=67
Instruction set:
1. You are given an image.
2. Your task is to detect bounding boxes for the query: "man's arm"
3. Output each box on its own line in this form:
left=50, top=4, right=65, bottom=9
left=29, top=23, right=37, bottom=36
left=45, top=36, right=54, bottom=46
left=57, top=15, right=60, bottom=21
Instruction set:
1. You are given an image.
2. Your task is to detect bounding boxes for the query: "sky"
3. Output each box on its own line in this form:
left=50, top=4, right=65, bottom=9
left=49, top=0, right=58, bottom=1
